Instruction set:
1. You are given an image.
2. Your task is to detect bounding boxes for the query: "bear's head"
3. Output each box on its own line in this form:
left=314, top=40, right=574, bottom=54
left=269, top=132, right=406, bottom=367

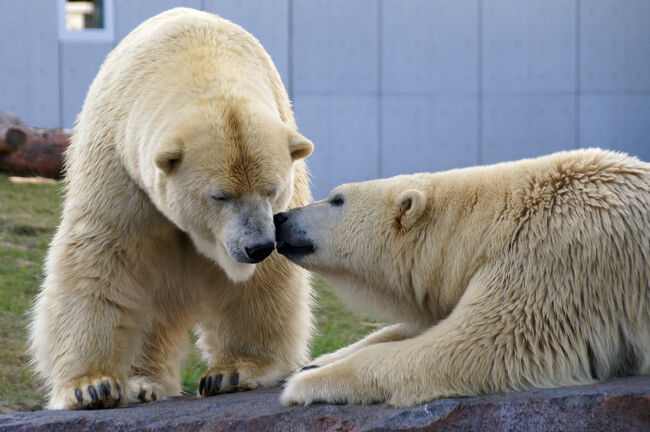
left=274, top=177, right=428, bottom=306
left=149, top=100, right=313, bottom=282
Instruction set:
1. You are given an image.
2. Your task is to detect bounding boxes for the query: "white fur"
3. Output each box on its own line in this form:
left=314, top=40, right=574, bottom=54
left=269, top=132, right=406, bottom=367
left=280, top=149, right=650, bottom=407
left=29, top=8, right=314, bottom=410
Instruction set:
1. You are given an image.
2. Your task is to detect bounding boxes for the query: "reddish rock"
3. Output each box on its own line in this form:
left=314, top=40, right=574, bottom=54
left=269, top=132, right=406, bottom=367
left=0, top=376, right=648, bottom=431
left=0, top=124, right=70, bottom=179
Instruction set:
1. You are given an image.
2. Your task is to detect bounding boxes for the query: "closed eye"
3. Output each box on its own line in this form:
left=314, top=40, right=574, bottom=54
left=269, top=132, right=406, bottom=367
left=211, top=193, right=230, bottom=202
left=265, top=187, right=280, bottom=199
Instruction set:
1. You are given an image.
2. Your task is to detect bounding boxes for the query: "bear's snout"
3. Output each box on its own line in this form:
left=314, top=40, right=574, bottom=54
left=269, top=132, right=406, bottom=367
left=273, top=212, right=288, bottom=227
left=274, top=211, right=315, bottom=259
left=274, top=211, right=292, bottom=241
left=245, top=241, right=275, bottom=263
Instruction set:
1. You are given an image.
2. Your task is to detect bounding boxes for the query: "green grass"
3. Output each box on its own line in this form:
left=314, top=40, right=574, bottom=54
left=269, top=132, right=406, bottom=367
left=0, top=175, right=62, bottom=413
left=308, top=277, right=381, bottom=359
left=0, top=173, right=379, bottom=412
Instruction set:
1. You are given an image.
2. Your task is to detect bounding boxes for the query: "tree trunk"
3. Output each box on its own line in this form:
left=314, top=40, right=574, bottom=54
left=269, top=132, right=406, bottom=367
left=0, top=124, right=70, bottom=179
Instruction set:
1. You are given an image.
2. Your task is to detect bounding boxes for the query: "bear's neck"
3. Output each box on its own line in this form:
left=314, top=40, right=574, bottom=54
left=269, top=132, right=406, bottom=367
left=412, top=170, right=514, bottom=321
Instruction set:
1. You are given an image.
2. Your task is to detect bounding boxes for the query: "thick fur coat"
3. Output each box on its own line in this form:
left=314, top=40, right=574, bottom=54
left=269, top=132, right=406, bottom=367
left=30, top=8, right=313, bottom=409
left=276, top=149, right=650, bottom=406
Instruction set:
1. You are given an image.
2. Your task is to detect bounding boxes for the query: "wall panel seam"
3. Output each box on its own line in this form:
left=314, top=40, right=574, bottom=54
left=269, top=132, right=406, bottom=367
left=58, top=40, right=64, bottom=128
left=377, top=0, right=383, bottom=178
left=574, top=0, right=581, bottom=149
left=477, top=0, right=483, bottom=164
left=288, top=0, right=294, bottom=102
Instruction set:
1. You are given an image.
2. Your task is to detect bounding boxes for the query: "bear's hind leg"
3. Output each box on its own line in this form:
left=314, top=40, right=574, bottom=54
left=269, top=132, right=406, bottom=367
left=128, top=317, right=192, bottom=403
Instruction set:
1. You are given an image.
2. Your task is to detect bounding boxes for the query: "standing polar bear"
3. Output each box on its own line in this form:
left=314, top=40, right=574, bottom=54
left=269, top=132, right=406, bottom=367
left=276, top=149, right=650, bottom=407
left=30, top=8, right=314, bottom=409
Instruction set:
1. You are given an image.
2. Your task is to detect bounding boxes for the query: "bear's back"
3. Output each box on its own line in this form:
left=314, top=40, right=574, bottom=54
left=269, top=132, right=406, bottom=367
left=92, top=8, right=270, bottom=106
left=115, top=8, right=259, bottom=63
left=67, top=7, right=287, bottom=179
left=489, top=149, right=649, bottom=364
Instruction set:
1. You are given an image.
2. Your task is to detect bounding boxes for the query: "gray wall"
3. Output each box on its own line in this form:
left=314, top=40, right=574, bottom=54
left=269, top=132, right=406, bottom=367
left=1, top=0, right=648, bottom=199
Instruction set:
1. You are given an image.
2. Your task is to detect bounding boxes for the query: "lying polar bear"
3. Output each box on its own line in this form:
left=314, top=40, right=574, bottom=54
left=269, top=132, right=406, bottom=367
left=275, top=148, right=650, bottom=407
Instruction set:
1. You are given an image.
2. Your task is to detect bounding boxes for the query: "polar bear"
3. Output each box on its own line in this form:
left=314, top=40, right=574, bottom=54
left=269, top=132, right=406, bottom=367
left=275, top=149, right=650, bottom=407
left=29, top=8, right=314, bottom=410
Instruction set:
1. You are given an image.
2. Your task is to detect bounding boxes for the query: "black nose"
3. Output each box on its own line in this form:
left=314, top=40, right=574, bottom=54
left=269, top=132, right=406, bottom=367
left=273, top=212, right=288, bottom=227
left=245, top=242, right=275, bottom=263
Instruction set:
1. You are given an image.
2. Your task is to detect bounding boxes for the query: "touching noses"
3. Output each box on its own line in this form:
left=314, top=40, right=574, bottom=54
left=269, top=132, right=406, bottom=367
left=245, top=242, right=275, bottom=263
left=273, top=212, right=288, bottom=227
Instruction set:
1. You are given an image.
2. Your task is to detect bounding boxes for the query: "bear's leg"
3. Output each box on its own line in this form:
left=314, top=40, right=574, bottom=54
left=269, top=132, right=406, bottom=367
left=31, top=275, right=144, bottom=409
left=29, top=226, right=158, bottom=410
left=281, top=298, right=590, bottom=406
left=195, top=257, right=311, bottom=397
left=304, top=323, right=423, bottom=369
left=128, top=319, right=191, bottom=403
left=280, top=325, right=501, bottom=406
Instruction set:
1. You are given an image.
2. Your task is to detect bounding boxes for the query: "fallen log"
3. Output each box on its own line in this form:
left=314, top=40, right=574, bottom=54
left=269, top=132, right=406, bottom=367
left=0, top=124, right=71, bottom=179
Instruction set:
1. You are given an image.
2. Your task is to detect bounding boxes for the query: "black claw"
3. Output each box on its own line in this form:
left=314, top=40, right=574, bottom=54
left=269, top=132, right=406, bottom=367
left=231, top=373, right=239, bottom=388
left=100, top=382, right=110, bottom=401
left=138, top=389, right=147, bottom=402
left=198, top=377, right=206, bottom=395
left=206, top=376, right=213, bottom=394
left=103, top=380, right=111, bottom=395
left=151, top=392, right=157, bottom=401
left=96, top=382, right=105, bottom=399
left=300, top=365, right=320, bottom=372
left=213, top=374, right=223, bottom=393
left=88, top=385, right=98, bottom=403
left=116, top=382, right=122, bottom=403
left=74, top=388, right=83, bottom=404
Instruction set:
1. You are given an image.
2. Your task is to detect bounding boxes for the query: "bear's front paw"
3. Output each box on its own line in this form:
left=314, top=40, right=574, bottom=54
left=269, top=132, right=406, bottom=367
left=280, top=363, right=386, bottom=406
left=127, top=376, right=167, bottom=404
left=280, top=368, right=340, bottom=406
left=197, top=359, right=289, bottom=397
left=48, top=374, right=124, bottom=410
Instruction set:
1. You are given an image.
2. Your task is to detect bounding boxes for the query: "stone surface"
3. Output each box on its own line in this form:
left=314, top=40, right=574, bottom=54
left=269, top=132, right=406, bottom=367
left=1, top=376, right=648, bottom=431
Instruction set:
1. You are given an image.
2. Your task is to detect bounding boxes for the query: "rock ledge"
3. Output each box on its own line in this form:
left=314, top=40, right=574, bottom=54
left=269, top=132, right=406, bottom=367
left=1, top=376, right=648, bottom=431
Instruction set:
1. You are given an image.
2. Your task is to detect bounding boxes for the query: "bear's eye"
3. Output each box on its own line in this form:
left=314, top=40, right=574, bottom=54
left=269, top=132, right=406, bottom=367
left=211, top=193, right=229, bottom=202
left=265, top=187, right=280, bottom=199
left=330, top=194, right=344, bottom=207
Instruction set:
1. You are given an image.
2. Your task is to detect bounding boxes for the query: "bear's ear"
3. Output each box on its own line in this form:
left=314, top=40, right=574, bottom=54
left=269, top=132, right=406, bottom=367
left=394, top=188, right=426, bottom=232
left=288, top=130, right=314, bottom=161
left=154, top=141, right=184, bottom=174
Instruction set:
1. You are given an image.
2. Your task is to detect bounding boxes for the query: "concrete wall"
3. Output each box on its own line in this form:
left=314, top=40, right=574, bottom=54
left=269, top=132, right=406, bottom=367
left=1, top=0, right=648, bottom=198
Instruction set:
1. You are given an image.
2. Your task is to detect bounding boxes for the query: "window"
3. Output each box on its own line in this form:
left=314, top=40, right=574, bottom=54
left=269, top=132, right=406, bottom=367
left=66, top=0, right=104, bottom=30
left=58, top=0, right=113, bottom=41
